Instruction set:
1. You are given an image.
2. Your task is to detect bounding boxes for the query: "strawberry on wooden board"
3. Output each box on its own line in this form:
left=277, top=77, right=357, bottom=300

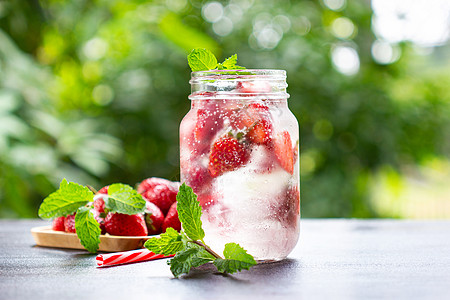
left=273, top=131, right=295, bottom=174
left=137, top=177, right=179, bottom=215
left=94, top=185, right=109, bottom=213
left=145, top=201, right=164, bottom=235
left=52, top=216, right=65, bottom=232
left=162, top=202, right=181, bottom=233
left=64, top=214, right=76, bottom=233
left=92, top=209, right=106, bottom=235
left=208, top=135, right=251, bottom=177
left=104, top=213, right=148, bottom=236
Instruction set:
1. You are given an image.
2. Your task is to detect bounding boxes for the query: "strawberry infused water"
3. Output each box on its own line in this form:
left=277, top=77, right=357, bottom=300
left=180, top=69, right=299, bottom=261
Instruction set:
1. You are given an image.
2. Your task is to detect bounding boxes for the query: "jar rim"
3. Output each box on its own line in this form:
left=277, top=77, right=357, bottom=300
left=191, top=69, right=286, bottom=78
left=189, top=69, right=289, bottom=100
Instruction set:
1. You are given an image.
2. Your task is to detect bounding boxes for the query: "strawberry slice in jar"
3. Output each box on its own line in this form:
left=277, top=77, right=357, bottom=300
left=273, top=130, right=295, bottom=175
left=230, top=102, right=274, bottom=146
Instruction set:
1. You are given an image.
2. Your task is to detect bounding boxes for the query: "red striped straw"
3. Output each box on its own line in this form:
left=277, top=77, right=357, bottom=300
left=96, top=248, right=173, bottom=267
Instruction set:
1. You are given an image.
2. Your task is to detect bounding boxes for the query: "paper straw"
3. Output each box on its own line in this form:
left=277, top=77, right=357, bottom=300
left=96, top=248, right=173, bottom=267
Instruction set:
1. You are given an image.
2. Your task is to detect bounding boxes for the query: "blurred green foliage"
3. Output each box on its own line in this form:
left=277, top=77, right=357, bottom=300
left=0, top=0, right=449, bottom=218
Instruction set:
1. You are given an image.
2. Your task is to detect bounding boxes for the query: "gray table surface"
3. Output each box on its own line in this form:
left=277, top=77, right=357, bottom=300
left=1, top=219, right=449, bottom=300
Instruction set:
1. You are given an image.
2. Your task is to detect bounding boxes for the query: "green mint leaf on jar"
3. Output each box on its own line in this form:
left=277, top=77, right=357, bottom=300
left=176, top=183, right=205, bottom=241
left=213, top=243, right=257, bottom=274
left=74, top=206, right=101, bottom=253
left=217, top=54, right=245, bottom=70
left=187, top=48, right=246, bottom=72
left=103, top=183, right=146, bottom=215
left=38, top=178, right=93, bottom=219
left=188, top=48, right=218, bottom=72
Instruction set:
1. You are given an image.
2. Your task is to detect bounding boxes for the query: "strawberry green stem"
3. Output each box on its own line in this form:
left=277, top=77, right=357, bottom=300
left=87, top=185, right=98, bottom=194
left=191, top=240, right=223, bottom=259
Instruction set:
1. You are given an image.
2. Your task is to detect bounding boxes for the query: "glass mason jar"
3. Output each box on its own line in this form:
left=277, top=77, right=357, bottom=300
left=180, top=69, right=300, bottom=261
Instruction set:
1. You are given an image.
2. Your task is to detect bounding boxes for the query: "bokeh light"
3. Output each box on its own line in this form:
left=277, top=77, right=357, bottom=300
left=331, top=45, right=360, bottom=76
left=202, top=1, right=224, bottom=23
left=83, top=38, right=108, bottom=61
left=323, top=0, right=347, bottom=11
left=213, top=17, right=233, bottom=36
left=372, top=0, right=450, bottom=47
left=371, top=40, right=401, bottom=64
left=92, top=84, right=114, bottom=106
left=331, top=17, right=356, bottom=39
left=224, top=4, right=243, bottom=23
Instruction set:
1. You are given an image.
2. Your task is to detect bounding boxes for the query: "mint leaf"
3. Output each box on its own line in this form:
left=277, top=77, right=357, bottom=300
left=213, top=243, right=257, bottom=274
left=167, top=244, right=214, bottom=277
left=144, top=227, right=185, bottom=255
left=38, top=179, right=93, bottom=219
left=189, top=244, right=216, bottom=266
left=217, top=54, right=236, bottom=70
left=168, top=247, right=199, bottom=278
left=188, top=48, right=218, bottom=72
left=187, top=48, right=246, bottom=72
left=176, top=183, right=205, bottom=241
left=75, top=206, right=101, bottom=253
left=217, top=54, right=245, bottom=70
left=105, top=183, right=146, bottom=215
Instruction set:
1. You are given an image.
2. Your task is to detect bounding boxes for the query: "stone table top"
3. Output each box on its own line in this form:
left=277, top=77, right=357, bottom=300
left=1, top=219, right=449, bottom=299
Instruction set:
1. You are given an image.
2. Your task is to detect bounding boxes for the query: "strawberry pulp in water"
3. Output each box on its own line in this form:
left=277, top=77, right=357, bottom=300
left=180, top=70, right=300, bottom=260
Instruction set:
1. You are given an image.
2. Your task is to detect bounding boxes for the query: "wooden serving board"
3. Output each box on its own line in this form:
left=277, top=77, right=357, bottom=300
left=31, top=226, right=152, bottom=252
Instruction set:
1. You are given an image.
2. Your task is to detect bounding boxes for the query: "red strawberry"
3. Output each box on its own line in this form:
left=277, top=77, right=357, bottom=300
left=92, top=209, right=106, bottom=235
left=194, top=108, right=220, bottom=143
left=273, top=131, right=295, bottom=174
left=184, top=164, right=213, bottom=194
left=94, top=185, right=109, bottom=213
left=208, top=135, right=251, bottom=177
left=248, top=118, right=272, bottom=144
left=97, top=186, right=109, bottom=194
left=241, top=103, right=273, bottom=145
left=277, top=185, right=300, bottom=226
left=144, top=201, right=164, bottom=235
left=293, top=140, right=299, bottom=164
left=104, top=213, right=148, bottom=236
left=137, top=178, right=179, bottom=215
left=236, top=81, right=272, bottom=93
left=197, top=193, right=217, bottom=209
left=64, top=214, right=76, bottom=233
left=162, top=202, right=181, bottom=233
left=52, top=216, right=66, bottom=231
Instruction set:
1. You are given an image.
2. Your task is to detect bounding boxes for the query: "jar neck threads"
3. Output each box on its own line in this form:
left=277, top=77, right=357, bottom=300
left=189, top=69, right=289, bottom=100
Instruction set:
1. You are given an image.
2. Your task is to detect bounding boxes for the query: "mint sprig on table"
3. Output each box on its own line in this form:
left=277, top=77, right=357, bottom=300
left=38, top=179, right=146, bottom=253
left=187, top=48, right=245, bottom=72
left=144, top=183, right=257, bottom=277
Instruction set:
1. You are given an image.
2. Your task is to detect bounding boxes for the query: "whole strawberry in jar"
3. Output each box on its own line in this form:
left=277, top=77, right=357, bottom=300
left=180, top=69, right=300, bottom=261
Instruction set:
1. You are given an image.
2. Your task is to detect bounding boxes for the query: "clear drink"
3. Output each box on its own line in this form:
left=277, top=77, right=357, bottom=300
left=180, top=70, right=300, bottom=260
